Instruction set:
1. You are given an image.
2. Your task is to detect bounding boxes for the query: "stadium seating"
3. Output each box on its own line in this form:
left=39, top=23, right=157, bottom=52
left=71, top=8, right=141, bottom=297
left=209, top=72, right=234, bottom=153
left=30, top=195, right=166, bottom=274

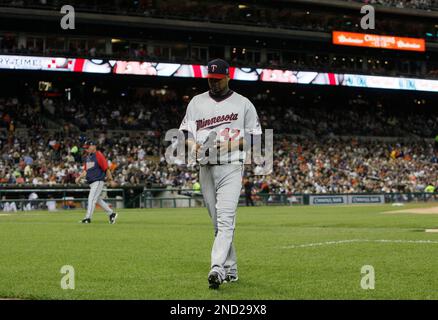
left=1, top=88, right=438, bottom=194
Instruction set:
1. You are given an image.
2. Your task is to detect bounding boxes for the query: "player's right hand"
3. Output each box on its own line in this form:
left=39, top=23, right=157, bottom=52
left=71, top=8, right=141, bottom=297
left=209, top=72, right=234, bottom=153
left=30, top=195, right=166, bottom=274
left=189, top=143, right=201, bottom=158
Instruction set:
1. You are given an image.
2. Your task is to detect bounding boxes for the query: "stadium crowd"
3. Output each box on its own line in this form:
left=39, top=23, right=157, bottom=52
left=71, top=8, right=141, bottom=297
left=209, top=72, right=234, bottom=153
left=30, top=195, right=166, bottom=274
left=350, top=0, right=437, bottom=10
left=2, top=0, right=437, bottom=15
left=2, top=89, right=438, bottom=195
left=4, top=90, right=438, bottom=138
left=0, top=0, right=436, bottom=38
left=1, top=127, right=437, bottom=195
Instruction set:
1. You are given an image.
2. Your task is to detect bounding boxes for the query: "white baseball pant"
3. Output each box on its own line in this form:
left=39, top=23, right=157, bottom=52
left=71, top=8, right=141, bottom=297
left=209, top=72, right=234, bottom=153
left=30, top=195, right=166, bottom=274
left=85, top=180, right=113, bottom=219
left=200, top=164, right=243, bottom=281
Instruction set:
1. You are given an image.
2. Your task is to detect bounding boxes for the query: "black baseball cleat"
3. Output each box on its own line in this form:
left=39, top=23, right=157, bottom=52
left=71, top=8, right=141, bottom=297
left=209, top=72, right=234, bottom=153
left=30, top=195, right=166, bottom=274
left=109, top=212, right=118, bottom=224
left=208, top=271, right=222, bottom=290
left=80, top=218, right=91, bottom=224
left=224, top=275, right=239, bottom=283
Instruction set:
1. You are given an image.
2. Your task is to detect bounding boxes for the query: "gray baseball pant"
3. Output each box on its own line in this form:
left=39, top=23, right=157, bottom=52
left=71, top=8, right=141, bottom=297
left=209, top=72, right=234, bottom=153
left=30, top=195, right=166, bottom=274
left=85, top=180, right=113, bottom=219
left=199, top=164, right=243, bottom=281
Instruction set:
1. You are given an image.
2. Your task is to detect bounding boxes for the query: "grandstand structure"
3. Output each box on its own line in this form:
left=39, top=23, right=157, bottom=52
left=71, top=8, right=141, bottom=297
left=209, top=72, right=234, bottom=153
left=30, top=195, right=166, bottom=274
left=1, top=0, right=438, bottom=77
left=1, top=0, right=438, bottom=209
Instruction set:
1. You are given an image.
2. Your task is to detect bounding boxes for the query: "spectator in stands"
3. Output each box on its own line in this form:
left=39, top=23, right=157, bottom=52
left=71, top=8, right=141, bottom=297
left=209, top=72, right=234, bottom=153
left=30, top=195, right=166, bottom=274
left=192, top=180, right=201, bottom=194
left=46, top=195, right=57, bottom=212
left=244, top=177, right=255, bottom=206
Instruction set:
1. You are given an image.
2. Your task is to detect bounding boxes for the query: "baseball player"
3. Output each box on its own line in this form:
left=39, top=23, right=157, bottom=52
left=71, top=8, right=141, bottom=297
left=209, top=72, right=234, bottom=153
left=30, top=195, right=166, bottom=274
left=75, top=141, right=118, bottom=224
left=179, top=58, right=262, bottom=289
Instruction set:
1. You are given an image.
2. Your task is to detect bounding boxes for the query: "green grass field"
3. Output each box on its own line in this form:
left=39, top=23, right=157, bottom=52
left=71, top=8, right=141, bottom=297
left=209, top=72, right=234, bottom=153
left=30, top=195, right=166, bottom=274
left=0, top=203, right=437, bottom=300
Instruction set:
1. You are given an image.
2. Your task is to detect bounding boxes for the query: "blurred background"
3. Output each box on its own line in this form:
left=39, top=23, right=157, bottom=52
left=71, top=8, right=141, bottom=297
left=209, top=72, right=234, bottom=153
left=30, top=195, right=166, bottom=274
left=1, top=0, right=438, bottom=210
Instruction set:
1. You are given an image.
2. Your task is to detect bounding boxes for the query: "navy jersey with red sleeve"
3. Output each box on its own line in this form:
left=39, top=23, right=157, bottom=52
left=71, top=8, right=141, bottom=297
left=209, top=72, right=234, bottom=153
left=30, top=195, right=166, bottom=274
left=84, top=151, right=108, bottom=184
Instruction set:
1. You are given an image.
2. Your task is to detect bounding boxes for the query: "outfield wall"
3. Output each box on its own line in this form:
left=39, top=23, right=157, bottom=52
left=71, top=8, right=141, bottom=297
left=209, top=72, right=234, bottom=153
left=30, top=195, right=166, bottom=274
left=142, top=190, right=435, bottom=208
left=1, top=187, right=437, bottom=210
left=309, top=195, right=385, bottom=205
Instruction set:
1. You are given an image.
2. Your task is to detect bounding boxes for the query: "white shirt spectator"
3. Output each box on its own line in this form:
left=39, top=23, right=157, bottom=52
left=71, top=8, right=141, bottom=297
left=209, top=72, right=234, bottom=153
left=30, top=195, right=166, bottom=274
left=46, top=200, right=57, bottom=212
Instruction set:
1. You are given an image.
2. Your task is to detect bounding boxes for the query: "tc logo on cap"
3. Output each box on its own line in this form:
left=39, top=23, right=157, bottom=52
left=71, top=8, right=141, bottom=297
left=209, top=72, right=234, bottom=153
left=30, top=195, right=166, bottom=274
left=207, top=59, right=229, bottom=79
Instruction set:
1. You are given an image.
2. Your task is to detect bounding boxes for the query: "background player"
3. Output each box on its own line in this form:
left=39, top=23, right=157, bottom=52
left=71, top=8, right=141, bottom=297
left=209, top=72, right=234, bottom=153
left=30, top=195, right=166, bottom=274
left=179, top=58, right=262, bottom=289
left=75, top=141, right=118, bottom=224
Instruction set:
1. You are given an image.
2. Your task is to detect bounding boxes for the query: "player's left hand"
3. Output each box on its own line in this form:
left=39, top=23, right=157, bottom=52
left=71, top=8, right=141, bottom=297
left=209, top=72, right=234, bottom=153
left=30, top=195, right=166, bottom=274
left=109, top=180, right=118, bottom=188
left=217, top=140, right=239, bottom=154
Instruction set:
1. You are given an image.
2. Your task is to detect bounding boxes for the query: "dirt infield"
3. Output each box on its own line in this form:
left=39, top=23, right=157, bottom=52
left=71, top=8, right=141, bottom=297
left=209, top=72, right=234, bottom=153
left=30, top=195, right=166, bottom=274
left=385, top=206, right=438, bottom=214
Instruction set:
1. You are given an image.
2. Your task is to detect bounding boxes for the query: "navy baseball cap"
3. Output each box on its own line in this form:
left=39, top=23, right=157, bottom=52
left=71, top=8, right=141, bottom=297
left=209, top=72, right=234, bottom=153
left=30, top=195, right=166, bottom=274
left=82, top=140, right=96, bottom=148
left=207, top=58, right=229, bottom=79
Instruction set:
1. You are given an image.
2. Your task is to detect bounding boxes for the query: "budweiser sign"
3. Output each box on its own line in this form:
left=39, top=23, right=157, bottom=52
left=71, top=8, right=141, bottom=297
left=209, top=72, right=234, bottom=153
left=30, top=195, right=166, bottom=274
left=333, top=31, right=425, bottom=52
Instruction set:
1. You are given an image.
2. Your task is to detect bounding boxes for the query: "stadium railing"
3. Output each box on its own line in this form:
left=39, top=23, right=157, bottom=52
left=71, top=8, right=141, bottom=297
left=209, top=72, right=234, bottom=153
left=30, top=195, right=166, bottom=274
left=0, top=188, right=125, bottom=211
left=138, top=189, right=438, bottom=208
left=1, top=187, right=437, bottom=211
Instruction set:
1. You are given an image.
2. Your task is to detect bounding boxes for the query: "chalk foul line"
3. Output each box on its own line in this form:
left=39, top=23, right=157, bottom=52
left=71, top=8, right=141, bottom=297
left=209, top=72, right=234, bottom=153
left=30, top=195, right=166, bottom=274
left=281, top=239, right=438, bottom=249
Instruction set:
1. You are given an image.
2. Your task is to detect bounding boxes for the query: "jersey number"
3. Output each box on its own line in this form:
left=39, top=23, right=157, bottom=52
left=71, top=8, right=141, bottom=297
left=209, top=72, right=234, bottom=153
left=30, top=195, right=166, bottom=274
left=220, top=128, right=240, bottom=141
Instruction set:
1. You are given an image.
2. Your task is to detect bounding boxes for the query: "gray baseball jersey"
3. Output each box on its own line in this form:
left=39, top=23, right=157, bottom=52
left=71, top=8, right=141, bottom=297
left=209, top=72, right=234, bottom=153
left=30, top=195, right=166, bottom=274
left=179, top=90, right=262, bottom=282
